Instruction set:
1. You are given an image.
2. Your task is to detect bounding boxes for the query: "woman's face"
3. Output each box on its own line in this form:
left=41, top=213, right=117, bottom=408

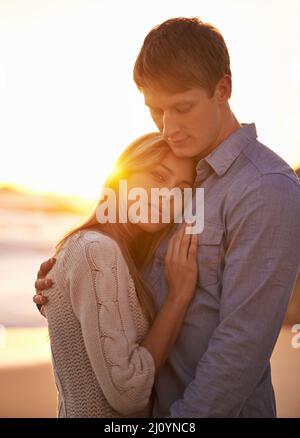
left=126, top=151, right=195, bottom=233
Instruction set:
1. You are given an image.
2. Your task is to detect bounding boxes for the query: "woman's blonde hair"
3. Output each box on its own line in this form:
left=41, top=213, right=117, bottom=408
left=56, top=133, right=175, bottom=322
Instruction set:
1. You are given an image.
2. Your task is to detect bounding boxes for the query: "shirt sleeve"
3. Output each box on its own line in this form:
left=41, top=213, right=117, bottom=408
left=66, top=232, right=155, bottom=416
left=169, top=173, right=300, bottom=417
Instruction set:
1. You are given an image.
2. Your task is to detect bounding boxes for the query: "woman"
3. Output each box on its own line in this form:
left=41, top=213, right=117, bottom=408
left=35, top=133, right=198, bottom=417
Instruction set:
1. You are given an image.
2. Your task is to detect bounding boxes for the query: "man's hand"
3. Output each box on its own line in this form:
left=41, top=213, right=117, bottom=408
left=33, top=258, right=56, bottom=314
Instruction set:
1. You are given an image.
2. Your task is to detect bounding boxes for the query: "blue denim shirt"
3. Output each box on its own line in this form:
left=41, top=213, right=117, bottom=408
left=143, top=123, right=300, bottom=418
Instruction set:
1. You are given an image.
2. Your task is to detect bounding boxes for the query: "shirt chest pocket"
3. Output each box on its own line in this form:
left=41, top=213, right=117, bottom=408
left=197, top=223, right=224, bottom=287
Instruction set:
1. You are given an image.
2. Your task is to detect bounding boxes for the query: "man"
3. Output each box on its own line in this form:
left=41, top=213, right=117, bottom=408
left=34, top=17, right=300, bottom=417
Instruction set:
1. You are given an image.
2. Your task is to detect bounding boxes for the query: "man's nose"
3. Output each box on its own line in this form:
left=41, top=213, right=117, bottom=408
left=162, top=112, right=180, bottom=140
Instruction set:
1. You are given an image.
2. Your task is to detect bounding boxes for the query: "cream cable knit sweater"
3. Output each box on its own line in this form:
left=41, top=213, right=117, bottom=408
left=45, top=230, right=155, bottom=417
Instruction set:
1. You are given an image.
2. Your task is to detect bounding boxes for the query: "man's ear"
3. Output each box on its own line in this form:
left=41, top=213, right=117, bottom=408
left=215, top=75, right=232, bottom=103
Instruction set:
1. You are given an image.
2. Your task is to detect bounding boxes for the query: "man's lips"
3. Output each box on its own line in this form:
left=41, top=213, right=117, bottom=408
left=168, top=136, right=189, bottom=146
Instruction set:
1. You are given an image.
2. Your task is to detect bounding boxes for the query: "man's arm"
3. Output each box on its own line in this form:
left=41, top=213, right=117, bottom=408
left=169, top=173, right=300, bottom=417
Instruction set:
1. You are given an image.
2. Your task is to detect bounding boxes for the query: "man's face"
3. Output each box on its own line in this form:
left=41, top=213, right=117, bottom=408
left=142, top=85, right=225, bottom=160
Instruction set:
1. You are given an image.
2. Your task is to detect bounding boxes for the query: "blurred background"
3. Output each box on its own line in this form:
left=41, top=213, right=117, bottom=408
left=0, top=0, right=299, bottom=417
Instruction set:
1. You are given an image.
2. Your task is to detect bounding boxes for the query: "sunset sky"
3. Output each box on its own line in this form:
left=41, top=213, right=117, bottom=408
left=0, top=0, right=299, bottom=199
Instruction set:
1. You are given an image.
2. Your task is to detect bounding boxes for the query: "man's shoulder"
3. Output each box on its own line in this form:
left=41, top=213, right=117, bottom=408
left=242, top=139, right=298, bottom=184
left=224, top=139, right=299, bottom=207
left=221, top=139, right=300, bottom=221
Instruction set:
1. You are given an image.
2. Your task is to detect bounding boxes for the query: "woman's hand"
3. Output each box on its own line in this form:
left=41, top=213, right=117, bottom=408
left=141, top=224, right=198, bottom=373
left=165, top=224, right=198, bottom=301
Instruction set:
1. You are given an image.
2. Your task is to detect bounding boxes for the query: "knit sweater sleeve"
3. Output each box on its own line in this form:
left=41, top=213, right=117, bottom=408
left=64, top=231, right=155, bottom=415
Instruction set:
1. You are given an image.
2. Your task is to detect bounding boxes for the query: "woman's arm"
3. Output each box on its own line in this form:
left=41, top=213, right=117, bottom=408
left=141, top=225, right=198, bottom=374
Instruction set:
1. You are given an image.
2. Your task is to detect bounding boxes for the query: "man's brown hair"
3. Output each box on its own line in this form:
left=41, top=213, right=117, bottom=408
left=134, top=17, right=231, bottom=97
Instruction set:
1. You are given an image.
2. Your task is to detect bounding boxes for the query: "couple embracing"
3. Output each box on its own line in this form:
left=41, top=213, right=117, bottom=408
left=33, top=17, right=300, bottom=418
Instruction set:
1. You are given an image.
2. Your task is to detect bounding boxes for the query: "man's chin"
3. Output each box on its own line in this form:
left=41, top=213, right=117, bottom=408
left=170, top=147, right=197, bottom=159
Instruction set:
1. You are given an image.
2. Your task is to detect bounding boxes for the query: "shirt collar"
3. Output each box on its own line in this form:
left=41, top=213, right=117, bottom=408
left=196, top=123, right=257, bottom=180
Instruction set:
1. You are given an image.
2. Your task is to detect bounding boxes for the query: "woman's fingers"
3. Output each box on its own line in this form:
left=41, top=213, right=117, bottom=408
left=166, top=224, right=198, bottom=266
left=179, top=226, right=194, bottom=261
left=172, top=223, right=187, bottom=259
left=166, top=224, right=182, bottom=261
left=165, top=231, right=175, bottom=262
left=187, top=233, right=198, bottom=262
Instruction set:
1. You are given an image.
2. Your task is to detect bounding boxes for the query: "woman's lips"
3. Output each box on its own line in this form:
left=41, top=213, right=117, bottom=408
left=148, top=203, right=162, bottom=219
